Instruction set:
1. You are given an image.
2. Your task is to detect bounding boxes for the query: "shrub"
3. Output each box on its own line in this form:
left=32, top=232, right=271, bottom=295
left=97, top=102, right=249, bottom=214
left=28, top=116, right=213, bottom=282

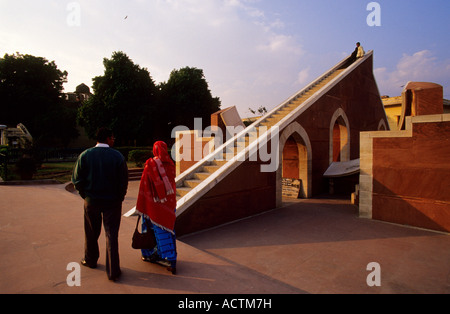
left=128, top=149, right=153, bottom=167
left=15, top=156, right=37, bottom=180
left=115, top=146, right=140, bottom=161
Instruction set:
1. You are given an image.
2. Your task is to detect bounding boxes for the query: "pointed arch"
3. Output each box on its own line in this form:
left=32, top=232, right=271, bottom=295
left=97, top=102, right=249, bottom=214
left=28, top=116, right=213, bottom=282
left=378, top=119, right=388, bottom=131
left=329, top=108, right=350, bottom=164
left=277, top=122, right=312, bottom=206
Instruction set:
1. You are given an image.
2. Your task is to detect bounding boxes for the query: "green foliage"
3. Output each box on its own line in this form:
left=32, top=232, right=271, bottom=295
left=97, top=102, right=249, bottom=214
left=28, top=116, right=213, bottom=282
left=158, top=67, right=221, bottom=133
left=0, top=53, right=78, bottom=147
left=15, top=156, right=37, bottom=180
left=0, top=146, right=7, bottom=181
left=79, top=57, right=221, bottom=146
left=77, top=51, right=158, bottom=146
left=114, top=146, right=141, bottom=161
left=128, top=149, right=153, bottom=167
left=1, top=51, right=222, bottom=150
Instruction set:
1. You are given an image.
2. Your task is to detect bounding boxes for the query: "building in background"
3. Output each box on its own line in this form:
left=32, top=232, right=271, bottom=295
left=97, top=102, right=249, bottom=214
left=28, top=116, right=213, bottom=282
left=0, top=123, right=33, bottom=148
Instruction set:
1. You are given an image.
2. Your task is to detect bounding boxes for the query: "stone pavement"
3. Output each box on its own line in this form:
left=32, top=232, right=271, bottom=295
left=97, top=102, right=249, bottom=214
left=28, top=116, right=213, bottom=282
left=0, top=181, right=449, bottom=294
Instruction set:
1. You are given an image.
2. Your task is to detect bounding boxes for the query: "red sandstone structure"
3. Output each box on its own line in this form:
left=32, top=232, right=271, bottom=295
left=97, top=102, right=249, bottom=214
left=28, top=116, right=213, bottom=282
left=359, top=82, right=450, bottom=233
left=173, top=51, right=389, bottom=236
left=154, top=51, right=449, bottom=236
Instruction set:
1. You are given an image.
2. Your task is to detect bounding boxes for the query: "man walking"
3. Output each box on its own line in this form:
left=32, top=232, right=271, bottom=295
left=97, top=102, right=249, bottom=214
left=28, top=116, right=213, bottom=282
left=72, top=127, right=128, bottom=282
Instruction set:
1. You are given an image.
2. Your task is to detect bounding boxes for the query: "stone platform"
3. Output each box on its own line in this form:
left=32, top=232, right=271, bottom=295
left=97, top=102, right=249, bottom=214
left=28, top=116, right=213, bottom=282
left=0, top=181, right=448, bottom=294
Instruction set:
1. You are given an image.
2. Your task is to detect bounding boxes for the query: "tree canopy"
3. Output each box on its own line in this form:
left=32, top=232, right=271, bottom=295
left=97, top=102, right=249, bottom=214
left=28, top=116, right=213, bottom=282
left=159, top=67, right=221, bottom=132
left=77, top=51, right=158, bottom=146
left=78, top=53, right=221, bottom=146
left=1, top=51, right=222, bottom=149
left=0, top=53, right=78, bottom=147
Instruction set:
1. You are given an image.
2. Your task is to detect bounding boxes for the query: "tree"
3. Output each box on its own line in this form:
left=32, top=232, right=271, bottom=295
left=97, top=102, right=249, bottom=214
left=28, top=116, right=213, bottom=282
left=159, top=67, right=221, bottom=133
left=77, top=51, right=158, bottom=146
left=0, top=53, right=78, bottom=147
left=249, top=106, right=268, bottom=116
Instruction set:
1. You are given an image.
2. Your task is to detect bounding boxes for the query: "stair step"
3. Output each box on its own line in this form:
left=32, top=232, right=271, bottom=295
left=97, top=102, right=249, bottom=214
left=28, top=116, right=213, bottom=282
left=259, top=121, right=276, bottom=128
left=184, top=179, right=202, bottom=188
left=272, top=113, right=287, bottom=120
left=177, top=187, right=192, bottom=197
left=203, top=165, right=221, bottom=174
left=267, top=78, right=339, bottom=126
left=279, top=70, right=342, bottom=115
left=266, top=116, right=282, bottom=124
left=278, top=108, right=294, bottom=115
left=212, top=160, right=228, bottom=167
left=194, top=172, right=211, bottom=180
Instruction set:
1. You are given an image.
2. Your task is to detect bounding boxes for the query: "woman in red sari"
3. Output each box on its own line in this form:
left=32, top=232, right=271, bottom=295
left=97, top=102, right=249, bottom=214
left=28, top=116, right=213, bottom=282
left=136, top=141, right=177, bottom=274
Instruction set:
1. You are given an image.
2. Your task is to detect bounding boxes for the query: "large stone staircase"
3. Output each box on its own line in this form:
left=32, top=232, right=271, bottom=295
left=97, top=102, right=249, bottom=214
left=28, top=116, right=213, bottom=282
left=175, top=60, right=352, bottom=206
left=124, top=51, right=376, bottom=235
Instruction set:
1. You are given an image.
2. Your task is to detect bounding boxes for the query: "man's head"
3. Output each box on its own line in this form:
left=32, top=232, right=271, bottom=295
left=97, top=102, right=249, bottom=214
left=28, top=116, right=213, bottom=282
left=356, top=42, right=361, bottom=47
left=96, top=127, right=115, bottom=147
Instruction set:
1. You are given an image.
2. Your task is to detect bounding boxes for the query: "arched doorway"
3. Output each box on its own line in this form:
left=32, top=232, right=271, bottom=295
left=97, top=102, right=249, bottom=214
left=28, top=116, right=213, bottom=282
left=332, top=117, right=348, bottom=162
left=277, top=122, right=312, bottom=206
left=329, top=109, right=350, bottom=164
left=282, top=135, right=308, bottom=198
left=328, top=109, right=353, bottom=195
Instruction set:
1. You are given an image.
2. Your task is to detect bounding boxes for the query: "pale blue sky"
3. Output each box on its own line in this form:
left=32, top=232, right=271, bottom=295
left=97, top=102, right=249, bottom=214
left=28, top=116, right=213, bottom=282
left=1, top=0, right=449, bottom=117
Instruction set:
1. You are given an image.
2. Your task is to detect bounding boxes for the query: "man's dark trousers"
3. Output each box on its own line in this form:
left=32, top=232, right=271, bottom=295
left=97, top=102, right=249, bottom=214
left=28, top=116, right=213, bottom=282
left=84, top=199, right=122, bottom=280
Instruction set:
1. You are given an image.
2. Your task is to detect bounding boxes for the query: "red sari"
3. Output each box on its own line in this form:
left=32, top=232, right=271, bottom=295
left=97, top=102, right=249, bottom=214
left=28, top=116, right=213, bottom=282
left=136, top=141, right=176, bottom=233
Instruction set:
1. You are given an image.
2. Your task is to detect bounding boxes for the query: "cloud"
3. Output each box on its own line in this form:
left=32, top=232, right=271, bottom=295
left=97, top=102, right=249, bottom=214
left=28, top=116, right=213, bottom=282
left=375, top=50, right=450, bottom=97
left=296, top=67, right=310, bottom=86
left=123, top=0, right=306, bottom=115
left=224, top=0, right=265, bottom=18
left=0, top=0, right=307, bottom=117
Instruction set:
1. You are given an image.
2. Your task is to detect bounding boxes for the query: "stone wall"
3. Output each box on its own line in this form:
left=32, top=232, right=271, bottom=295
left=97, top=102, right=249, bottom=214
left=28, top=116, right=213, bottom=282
left=360, top=115, right=450, bottom=232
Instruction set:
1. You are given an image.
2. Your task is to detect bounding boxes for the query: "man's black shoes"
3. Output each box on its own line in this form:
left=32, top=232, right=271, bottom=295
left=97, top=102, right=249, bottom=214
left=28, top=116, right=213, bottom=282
left=81, top=259, right=97, bottom=269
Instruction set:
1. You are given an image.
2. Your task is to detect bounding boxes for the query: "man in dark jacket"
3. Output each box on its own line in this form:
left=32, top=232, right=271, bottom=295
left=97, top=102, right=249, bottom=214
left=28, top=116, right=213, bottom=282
left=72, top=127, right=128, bottom=282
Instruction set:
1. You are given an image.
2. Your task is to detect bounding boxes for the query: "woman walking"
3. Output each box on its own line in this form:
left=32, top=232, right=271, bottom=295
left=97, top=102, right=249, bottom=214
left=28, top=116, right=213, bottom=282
left=135, top=141, right=177, bottom=274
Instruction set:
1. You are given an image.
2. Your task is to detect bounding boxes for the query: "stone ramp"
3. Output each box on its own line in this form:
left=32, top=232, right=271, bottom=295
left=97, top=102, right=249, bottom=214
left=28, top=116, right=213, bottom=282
left=173, top=52, right=376, bottom=236
left=174, top=57, right=352, bottom=211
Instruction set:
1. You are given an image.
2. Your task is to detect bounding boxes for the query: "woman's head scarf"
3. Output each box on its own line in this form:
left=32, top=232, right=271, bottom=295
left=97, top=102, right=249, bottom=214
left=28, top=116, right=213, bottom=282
left=136, top=141, right=177, bottom=233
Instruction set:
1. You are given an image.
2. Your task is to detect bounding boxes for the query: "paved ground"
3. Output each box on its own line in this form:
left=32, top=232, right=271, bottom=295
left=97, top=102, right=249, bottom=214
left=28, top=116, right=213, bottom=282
left=0, top=181, right=449, bottom=294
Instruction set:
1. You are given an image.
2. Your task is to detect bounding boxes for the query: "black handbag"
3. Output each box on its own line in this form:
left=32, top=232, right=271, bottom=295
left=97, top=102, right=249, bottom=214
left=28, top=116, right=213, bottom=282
left=132, top=216, right=156, bottom=250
